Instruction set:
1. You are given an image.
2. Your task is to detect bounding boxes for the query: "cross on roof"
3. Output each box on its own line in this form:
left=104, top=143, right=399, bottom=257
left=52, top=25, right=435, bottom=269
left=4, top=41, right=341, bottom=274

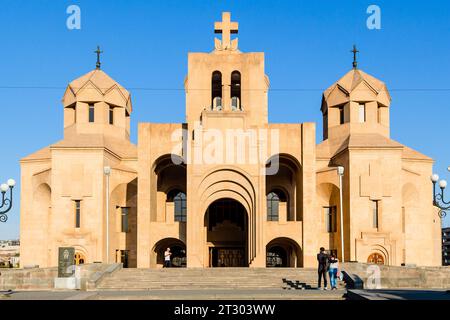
left=214, top=12, right=238, bottom=50
left=351, top=45, right=359, bottom=69
left=95, top=45, right=103, bottom=70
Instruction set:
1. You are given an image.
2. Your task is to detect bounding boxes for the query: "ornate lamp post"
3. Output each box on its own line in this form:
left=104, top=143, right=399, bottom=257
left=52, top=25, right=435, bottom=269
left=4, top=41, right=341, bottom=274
left=0, top=179, right=16, bottom=222
left=431, top=170, right=450, bottom=220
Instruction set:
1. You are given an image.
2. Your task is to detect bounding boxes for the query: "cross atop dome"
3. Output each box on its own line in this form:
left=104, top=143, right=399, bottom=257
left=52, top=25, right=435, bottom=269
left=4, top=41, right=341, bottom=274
left=94, top=45, right=103, bottom=70
left=214, top=12, right=239, bottom=51
left=351, top=44, right=359, bottom=69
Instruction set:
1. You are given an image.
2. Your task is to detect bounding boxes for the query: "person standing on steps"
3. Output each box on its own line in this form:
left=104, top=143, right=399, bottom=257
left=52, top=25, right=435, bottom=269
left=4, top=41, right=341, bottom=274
left=328, top=254, right=339, bottom=290
left=317, top=247, right=329, bottom=290
left=164, top=247, right=172, bottom=268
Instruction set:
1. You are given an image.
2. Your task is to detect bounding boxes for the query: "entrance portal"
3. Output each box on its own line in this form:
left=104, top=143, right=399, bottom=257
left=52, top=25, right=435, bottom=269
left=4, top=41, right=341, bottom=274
left=205, top=198, right=248, bottom=267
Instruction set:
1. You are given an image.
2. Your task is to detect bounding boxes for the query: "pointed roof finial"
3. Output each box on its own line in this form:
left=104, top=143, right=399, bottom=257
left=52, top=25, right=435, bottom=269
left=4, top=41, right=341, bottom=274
left=351, top=44, right=359, bottom=69
left=94, top=45, right=103, bottom=70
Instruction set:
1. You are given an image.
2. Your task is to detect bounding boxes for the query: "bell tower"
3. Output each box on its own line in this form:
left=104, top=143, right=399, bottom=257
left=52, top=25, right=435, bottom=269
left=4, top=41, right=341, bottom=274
left=184, top=12, right=269, bottom=129
left=321, top=46, right=391, bottom=141
left=62, top=47, right=132, bottom=141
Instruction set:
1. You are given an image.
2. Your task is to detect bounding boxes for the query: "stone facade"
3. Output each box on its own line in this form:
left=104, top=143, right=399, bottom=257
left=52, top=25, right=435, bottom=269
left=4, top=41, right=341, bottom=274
left=20, top=12, right=441, bottom=269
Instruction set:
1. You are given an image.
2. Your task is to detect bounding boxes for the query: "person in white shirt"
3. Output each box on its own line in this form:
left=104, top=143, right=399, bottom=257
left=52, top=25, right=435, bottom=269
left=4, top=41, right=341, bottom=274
left=328, top=254, right=339, bottom=290
left=164, top=248, right=172, bottom=268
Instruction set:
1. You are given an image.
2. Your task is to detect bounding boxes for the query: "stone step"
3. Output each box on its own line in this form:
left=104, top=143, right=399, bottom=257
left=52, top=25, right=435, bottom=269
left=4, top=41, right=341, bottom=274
left=90, top=290, right=346, bottom=300
left=95, top=268, right=344, bottom=291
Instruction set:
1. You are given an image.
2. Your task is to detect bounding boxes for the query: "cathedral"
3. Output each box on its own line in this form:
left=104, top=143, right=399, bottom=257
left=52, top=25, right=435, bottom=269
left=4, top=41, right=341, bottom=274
left=20, top=12, right=441, bottom=269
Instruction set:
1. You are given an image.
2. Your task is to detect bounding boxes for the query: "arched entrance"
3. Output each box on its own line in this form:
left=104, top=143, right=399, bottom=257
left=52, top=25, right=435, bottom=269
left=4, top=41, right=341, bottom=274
left=205, top=198, right=248, bottom=267
left=152, top=238, right=186, bottom=268
left=266, top=237, right=302, bottom=267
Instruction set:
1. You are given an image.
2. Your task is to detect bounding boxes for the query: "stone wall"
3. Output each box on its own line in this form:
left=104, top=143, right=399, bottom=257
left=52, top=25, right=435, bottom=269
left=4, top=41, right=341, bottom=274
left=0, top=267, right=57, bottom=290
left=342, top=262, right=450, bottom=289
left=0, top=263, right=121, bottom=291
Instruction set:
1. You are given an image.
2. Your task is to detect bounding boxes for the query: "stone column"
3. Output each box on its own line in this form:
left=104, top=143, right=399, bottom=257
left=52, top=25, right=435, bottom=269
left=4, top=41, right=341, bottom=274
left=301, top=123, right=317, bottom=267
left=137, top=124, right=151, bottom=268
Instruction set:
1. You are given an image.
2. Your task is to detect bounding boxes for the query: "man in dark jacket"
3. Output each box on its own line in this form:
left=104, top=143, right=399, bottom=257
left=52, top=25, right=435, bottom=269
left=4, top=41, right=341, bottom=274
left=317, top=247, right=329, bottom=290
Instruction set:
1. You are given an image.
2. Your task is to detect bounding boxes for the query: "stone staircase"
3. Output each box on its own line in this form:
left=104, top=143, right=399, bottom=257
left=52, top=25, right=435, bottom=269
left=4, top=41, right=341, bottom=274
left=95, top=267, right=345, bottom=291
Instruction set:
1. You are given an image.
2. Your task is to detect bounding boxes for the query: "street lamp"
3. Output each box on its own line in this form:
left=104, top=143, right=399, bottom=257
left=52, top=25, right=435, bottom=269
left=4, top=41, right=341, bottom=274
left=0, top=179, right=16, bottom=222
left=337, top=166, right=345, bottom=263
left=104, top=166, right=111, bottom=264
left=431, top=170, right=450, bottom=220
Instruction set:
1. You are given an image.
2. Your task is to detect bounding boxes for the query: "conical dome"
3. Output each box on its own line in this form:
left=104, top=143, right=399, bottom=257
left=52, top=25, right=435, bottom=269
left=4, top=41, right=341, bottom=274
left=323, top=68, right=391, bottom=108
left=62, top=69, right=132, bottom=114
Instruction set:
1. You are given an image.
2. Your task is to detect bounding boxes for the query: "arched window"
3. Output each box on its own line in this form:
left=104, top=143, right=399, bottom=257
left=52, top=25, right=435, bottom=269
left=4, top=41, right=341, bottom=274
left=168, top=191, right=187, bottom=222
left=211, top=71, right=222, bottom=110
left=267, top=190, right=287, bottom=221
left=231, top=71, right=241, bottom=111
left=267, top=192, right=280, bottom=221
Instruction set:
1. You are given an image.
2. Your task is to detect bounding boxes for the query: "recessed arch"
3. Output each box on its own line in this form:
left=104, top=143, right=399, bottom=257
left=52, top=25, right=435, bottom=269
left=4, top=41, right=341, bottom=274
left=212, top=70, right=222, bottom=110
left=198, top=166, right=256, bottom=216
left=231, top=70, right=241, bottom=110
left=152, top=154, right=186, bottom=174
left=197, top=168, right=257, bottom=266
left=151, top=238, right=186, bottom=268
left=151, top=154, right=187, bottom=223
left=317, top=182, right=341, bottom=256
left=69, top=245, right=88, bottom=265
left=205, top=198, right=248, bottom=267
left=201, top=189, right=252, bottom=219
left=368, top=244, right=389, bottom=265
left=110, top=179, right=138, bottom=267
left=266, top=237, right=303, bottom=267
left=199, top=166, right=255, bottom=196
left=266, top=153, right=302, bottom=176
left=266, top=154, right=302, bottom=221
left=31, top=183, right=51, bottom=266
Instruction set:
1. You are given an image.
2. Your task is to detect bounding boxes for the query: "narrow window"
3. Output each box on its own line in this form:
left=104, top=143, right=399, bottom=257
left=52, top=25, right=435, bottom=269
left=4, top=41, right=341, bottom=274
left=75, top=200, right=81, bottom=228
left=121, top=207, right=129, bottom=232
left=325, top=206, right=337, bottom=233
left=211, top=71, right=222, bottom=110
left=323, top=110, right=328, bottom=139
left=372, top=200, right=379, bottom=229
left=174, top=192, right=187, bottom=222
left=359, top=103, right=366, bottom=123
left=88, top=104, right=95, bottom=123
left=109, top=106, right=114, bottom=125
left=267, top=192, right=279, bottom=221
left=339, top=106, right=345, bottom=124
left=231, top=70, right=241, bottom=111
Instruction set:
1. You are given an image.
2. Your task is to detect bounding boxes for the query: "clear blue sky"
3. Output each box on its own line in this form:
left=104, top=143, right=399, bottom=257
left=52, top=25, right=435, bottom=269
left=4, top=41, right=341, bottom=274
left=1, top=0, right=450, bottom=239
